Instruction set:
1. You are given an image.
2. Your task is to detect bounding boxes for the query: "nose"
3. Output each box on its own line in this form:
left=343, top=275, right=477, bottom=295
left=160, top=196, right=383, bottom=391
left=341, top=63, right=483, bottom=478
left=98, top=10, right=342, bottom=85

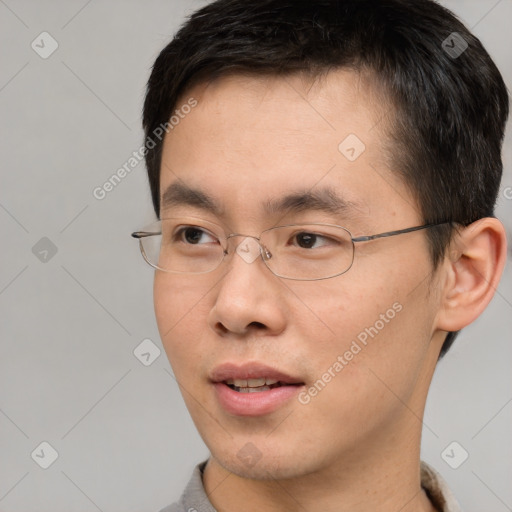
left=208, top=236, right=287, bottom=338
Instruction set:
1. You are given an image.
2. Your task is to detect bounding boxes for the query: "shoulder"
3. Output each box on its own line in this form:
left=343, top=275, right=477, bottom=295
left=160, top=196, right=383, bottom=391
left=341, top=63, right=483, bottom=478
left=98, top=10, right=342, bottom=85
left=156, top=504, right=182, bottom=512
left=157, top=504, right=188, bottom=512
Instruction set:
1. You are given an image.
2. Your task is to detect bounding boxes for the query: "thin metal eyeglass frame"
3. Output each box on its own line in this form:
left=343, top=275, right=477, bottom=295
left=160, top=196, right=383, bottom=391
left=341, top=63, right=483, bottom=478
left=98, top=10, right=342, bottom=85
left=131, top=220, right=452, bottom=280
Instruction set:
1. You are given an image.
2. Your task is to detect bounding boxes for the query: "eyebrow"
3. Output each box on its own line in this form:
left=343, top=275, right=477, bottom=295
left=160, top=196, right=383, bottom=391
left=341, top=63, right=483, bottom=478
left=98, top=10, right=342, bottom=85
left=263, top=187, right=364, bottom=217
left=160, top=182, right=364, bottom=219
left=161, top=182, right=223, bottom=215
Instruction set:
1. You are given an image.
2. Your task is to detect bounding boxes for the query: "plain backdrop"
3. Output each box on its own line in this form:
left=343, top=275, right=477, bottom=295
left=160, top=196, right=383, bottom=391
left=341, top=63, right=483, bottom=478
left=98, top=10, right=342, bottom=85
left=1, top=1, right=511, bottom=511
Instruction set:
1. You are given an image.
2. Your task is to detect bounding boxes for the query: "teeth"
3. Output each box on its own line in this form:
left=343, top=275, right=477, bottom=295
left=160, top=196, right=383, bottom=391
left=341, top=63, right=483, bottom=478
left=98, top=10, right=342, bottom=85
left=238, top=386, right=272, bottom=393
left=247, top=378, right=265, bottom=387
left=226, top=377, right=280, bottom=388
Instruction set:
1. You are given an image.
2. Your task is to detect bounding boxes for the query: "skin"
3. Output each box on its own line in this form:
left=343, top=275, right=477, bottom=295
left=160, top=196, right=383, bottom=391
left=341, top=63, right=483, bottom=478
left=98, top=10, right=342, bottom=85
left=153, top=70, right=507, bottom=512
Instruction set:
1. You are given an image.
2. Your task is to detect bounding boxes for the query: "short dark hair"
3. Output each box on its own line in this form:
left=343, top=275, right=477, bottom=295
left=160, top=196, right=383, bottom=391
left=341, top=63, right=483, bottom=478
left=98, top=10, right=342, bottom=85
left=142, top=0, right=509, bottom=357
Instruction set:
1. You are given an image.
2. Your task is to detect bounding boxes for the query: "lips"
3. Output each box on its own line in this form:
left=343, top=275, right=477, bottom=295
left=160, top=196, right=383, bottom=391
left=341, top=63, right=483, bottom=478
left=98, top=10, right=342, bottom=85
left=210, top=362, right=304, bottom=388
left=210, top=362, right=305, bottom=415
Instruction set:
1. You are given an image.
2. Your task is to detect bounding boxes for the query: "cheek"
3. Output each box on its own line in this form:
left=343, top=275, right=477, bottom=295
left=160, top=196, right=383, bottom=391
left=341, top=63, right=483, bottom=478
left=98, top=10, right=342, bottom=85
left=292, top=261, right=435, bottom=392
left=287, top=275, right=398, bottom=351
left=290, top=281, right=434, bottom=447
left=153, top=274, right=212, bottom=370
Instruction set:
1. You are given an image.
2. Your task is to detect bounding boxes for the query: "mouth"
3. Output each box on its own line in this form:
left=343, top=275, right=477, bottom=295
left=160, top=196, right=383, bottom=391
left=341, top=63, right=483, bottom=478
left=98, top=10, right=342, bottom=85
left=210, top=362, right=305, bottom=416
left=210, top=362, right=304, bottom=388
left=224, top=378, right=302, bottom=393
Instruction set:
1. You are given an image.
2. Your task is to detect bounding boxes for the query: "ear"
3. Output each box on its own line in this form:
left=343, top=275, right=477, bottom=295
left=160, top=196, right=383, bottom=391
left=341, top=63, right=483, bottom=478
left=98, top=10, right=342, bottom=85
left=435, top=218, right=507, bottom=332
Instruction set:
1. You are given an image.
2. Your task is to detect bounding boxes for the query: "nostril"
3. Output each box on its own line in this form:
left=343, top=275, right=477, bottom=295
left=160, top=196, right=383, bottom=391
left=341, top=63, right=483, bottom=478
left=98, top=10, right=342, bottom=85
left=215, top=322, right=229, bottom=334
left=248, top=321, right=266, bottom=330
left=214, top=320, right=265, bottom=335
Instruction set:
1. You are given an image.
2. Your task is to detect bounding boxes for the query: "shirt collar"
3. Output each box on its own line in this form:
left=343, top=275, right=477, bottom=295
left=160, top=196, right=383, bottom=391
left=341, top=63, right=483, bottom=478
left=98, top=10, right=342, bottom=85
left=421, top=461, right=462, bottom=512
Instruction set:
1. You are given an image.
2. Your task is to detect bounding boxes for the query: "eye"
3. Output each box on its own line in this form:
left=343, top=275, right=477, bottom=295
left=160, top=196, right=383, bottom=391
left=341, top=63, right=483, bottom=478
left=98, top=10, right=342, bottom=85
left=293, top=232, right=332, bottom=249
left=176, top=226, right=218, bottom=245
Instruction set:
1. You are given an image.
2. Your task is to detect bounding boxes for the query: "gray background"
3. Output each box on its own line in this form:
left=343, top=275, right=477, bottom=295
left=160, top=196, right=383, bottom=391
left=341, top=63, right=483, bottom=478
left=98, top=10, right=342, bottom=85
left=0, top=1, right=511, bottom=511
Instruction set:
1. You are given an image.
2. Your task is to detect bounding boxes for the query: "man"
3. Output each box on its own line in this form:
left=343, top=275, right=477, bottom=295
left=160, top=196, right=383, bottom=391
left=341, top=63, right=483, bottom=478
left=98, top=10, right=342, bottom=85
left=132, top=0, right=508, bottom=510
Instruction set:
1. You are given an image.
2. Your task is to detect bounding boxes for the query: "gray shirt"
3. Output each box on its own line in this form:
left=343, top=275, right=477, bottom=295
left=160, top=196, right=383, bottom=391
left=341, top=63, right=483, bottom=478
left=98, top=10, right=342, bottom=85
left=158, top=459, right=462, bottom=512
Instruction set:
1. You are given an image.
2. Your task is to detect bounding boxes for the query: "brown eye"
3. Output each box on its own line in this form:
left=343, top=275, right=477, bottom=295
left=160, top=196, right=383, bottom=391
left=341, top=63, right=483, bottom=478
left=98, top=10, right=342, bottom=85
left=175, top=226, right=218, bottom=245
left=296, top=233, right=317, bottom=248
left=184, top=227, right=204, bottom=244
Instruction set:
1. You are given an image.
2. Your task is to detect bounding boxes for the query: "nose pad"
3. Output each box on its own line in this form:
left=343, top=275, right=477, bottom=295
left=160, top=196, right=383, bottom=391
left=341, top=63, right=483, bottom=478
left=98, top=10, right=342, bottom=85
left=261, top=245, right=272, bottom=260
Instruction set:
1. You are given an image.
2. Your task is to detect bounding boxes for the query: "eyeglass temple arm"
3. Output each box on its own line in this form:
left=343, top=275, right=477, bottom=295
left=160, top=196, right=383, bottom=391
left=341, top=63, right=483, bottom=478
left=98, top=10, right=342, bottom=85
left=131, top=231, right=161, bottom=239
left=351, top=222, right=451, bottom=243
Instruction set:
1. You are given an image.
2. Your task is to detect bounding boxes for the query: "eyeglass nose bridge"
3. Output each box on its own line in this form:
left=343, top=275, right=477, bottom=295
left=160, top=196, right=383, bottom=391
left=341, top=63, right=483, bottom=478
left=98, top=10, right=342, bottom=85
left=225, top=233, right=273, bottom=260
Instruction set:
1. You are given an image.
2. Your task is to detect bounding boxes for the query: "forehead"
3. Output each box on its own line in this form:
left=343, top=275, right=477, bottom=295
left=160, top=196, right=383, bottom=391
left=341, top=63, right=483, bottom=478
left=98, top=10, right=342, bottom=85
left=159, top=70, right=418, bottom=226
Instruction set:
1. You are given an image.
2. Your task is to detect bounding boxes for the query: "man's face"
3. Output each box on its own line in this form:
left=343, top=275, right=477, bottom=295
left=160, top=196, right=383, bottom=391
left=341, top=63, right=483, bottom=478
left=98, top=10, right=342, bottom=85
left=154, top=71, right=445, bottom=479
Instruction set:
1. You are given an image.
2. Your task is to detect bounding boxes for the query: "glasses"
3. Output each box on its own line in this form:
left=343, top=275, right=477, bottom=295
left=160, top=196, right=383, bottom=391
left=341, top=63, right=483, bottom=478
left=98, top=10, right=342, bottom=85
left=131, top=217, right=451, bottom=281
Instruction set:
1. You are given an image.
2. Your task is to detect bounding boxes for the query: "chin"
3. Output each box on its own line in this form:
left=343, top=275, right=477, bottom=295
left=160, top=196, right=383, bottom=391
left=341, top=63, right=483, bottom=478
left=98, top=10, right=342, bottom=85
left=221, top=457, right=301, bottom=481
left=210, top=441, right=319, bottom=481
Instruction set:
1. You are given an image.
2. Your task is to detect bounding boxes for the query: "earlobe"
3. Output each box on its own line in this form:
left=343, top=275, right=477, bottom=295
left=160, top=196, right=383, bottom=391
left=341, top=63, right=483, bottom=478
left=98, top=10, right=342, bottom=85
left=435, top=218, right=507, bottom=333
